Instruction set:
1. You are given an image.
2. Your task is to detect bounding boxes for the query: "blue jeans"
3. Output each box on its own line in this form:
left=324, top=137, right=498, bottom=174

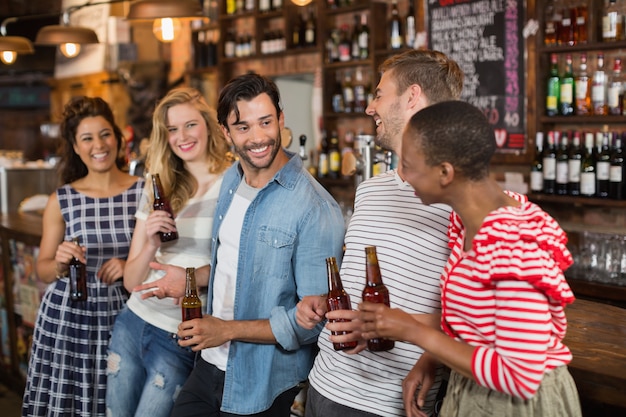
left=106, top=306, right=195, bottom=417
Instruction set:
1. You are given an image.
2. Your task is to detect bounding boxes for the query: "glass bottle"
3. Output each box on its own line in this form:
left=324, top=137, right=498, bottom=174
left=405, top=0, right=416, bottom=49
left=559, top=54, right=575, bottom=116
left=568, top=131, right=582, bottom=196
left=389, top=0, right=403, bottom=50
left=358, top=13, right=370, bottom=60
left=575, top=52, right=592, bottom=115
left=152, top=173, right=179, bottom=242
left=304, top=8, right=316, bottom=47
left=558, top=5, right=575, bottom=46
left=317, top=130, right=329, bottom=179
left=608, top=57, right=625, bottom=115
left=69, top=237, right=87, bottom=302
left=530, top=132, right=544, bottom=193
left=544, top=0, right=557, bottom=45
left=581, top=132, right=597, bottom=197
left=351, top=14, right=361, bottom=61
left=542, top=131, right=557, bottom=194
left=574, top=0, right=588, bottom=44
left=596, top=131, right=612, bottom=198
left=609, top=136, right=624, bottom=199
left=546, top=53, right=560, bottom=117
left=181, top=267, right=203, bottom=322
left=602, top=0, right=624, bottom=42
left=555, top=131, right=569, bottom=195
left=328, top=131, right=342, bottom=179
left=325, top=257, right=358, bottom=351
left=592, top=53, right=608, bottom=116
left=362, top=246, right=394, bottom=352
left=342, top=71, right=355, bottom=113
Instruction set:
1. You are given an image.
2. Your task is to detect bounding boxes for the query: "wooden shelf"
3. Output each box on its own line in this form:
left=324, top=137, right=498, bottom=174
left=568, top=277, right=626, bottom=307
left=528, top=193, right=626, bottom=208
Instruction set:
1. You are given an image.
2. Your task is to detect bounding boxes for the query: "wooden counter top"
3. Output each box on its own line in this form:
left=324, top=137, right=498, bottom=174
left=0, top=212, right=43, bottom=245
left=565, top=298, right=626, bottom=409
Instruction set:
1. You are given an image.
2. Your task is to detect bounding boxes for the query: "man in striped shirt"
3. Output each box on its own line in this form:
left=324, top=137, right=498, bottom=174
left=296, top=50, right=464, bottom=417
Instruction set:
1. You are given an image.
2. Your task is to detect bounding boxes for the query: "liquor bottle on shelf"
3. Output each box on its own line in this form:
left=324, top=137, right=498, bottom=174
left=543, top=0, right=557, bottom=45
left=559, top=54, right=575, bottom=116
left=353, top=67, right=367, bottom=113
left=259, top=0, right=271, bottom=13
left=601, top=0, right=624, bottom=42
left=338, top=25, right=351, bottom=62
left=331, top=75, right=345, bottom=113
left=558, top=5, right=575, bottom=46
left=591, top=53, right=608, bottom=116
left=292, top=12, right=303, bottom=48
left=555, top=132, right=569, bottom=195
left=574, top=0, right=588, bottom=44
left=405, top=0, right=416, bottom=49
left=69, top=237, right=87, bottom=302
left=575, top=52, right=592, bottom=115
left=530, top=132, right=544, bottom=193
left=342, top=71, right=355, bottom=113
left=152, top=173, right=179, bottom=242
left=542, top=131, right=557, bottom=194
left=389, top=0, right=403, bottom=50
left=596, top=131, right=612, bottom=198
left=181, top=267, right=203, bottom=322
left=357, top=13, right=370, bottom=60
left=362, top=246, right=394, bottom=352
left=325, top=256, right=358, bottom=351
left=568, top=131, right=582, bottom=196
left=351, top=14, right=361, bottom=61
left=304, top=7, right=316, bottom=47
left=328, top=131, right=342, bottom=179
left=580, top=132, right=597, bottom=197
left=608, top=57, right=625, bottom=115
left=318, top=130, right=329, bottom=179
left=609, top=135, right=624, bottom=199
left=546, top=53, right=560, bottom=117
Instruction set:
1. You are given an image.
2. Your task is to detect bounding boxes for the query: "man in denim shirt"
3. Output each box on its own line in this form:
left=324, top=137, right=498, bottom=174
left=170, top=73, right=345, bottom=416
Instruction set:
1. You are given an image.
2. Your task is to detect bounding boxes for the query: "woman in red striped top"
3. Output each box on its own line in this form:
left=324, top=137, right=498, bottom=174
left=360, top=100, right=582, bottom=417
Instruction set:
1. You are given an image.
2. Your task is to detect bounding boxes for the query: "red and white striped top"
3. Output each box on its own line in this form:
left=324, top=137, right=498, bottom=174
left=441, top=192, right=575, bottom=400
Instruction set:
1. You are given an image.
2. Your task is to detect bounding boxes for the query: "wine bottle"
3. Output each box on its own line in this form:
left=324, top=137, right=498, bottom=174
left=69, top=237, right=87, bottom=302
left=559, top=54, right=575, bottom=116
left=325, top=257, right=358, bottom=351
left=575, top=52, right=592, bottom=115
left=362, top=246, right=394, bottom=352
left=152, top=173, right=179, bottom=242
left=580, top=132, right=597, bottom=197
left=181, top=267, right=203, bottom=322
left=568, top=131, right=582, bottom=196
left=555, top=131, right=570, bottom=195
left=530, top=132, right=544, bottom=193
left=596, top=131, right=611, bottom=198
left=542, top=131, right=557, bottom=194
left=546, top=53, right=560, bottom=117
left=609, top=136, right=624, bottom=199
left=389, top=0, right=403, bottom=50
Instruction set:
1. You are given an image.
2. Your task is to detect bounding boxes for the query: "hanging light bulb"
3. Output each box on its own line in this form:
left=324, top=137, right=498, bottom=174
left=152, top=17, right=182, bottom=42
left=59, top=42, right=81, bottom=58
left=0, top=50, right=17, bottom=64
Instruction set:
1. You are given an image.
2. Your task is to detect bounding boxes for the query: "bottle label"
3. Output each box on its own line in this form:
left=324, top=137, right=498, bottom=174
left=546, top=96, right=557, bottom=111
left=530, top=171, right=543, bottom=192
left=568, top=159, right=581, bottom=182
left=560, top=84, right=573, bottom=104
left=556, top=161, right=569, bottom=184
left=543, top=158, right=556, bottom=180
left=318, top=154, right=329, bottom=176
left=610, top=165, right=623, bottom=182
left=597, top=161, right=610, bottom=180
left=575, top=80, right=588, bottom=99
left=580, top=172, right=596, bottom=195
left=330, top=151, right=341, bottom=172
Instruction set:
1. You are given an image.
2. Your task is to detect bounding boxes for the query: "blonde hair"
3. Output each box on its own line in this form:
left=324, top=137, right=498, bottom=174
left=146, top=87, right=231, bottom=213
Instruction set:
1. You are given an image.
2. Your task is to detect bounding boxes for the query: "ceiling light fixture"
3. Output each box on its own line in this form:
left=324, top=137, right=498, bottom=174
left=126, top=0, right=204, bottom=43
left=0, top=17, right=35, bottom=65
left=291, top=0, right=313, bottom=6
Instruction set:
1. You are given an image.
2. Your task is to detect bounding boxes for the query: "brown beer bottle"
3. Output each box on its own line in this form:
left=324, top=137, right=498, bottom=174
left=181, top=267, right=203, bottom=322
left=151, top=173, right=178, bottom=242
left=362, top=246, right=394, bottom=351
left=69, top=237, right=87, bottom=302
left=325, top=257, right=358, bottom=351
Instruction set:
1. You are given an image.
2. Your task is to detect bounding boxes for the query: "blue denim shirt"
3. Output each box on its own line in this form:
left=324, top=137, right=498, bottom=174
left=206, top=151, right=345, bottom=414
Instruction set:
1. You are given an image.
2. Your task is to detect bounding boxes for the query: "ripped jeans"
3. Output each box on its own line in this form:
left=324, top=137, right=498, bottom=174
left=106, top=306, right=195, bottom=417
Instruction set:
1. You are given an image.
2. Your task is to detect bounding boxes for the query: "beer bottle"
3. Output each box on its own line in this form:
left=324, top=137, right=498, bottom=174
left=181, top=267, right=203, bottom=322
left=69, top=237, right=87, bottom=302
left=152, top=173, right=179, bottom=242
left=325, top=257, right=358, bottom=351
left=362, top=246, right=394, bottom=352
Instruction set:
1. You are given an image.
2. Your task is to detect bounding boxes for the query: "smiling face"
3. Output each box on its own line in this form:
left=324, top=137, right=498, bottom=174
left=365, top=70, right=407, bottom=153
left=72, top=116, right=119, bottom=173
left=166, top=102, right=209, bottom=164
left=400, top=127, right=442, bottom=206
left=221, top=93, right=286, bottom=175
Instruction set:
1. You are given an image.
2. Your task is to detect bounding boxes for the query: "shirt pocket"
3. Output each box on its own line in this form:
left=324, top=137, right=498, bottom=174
left=254, top=226, right=296, bottom=282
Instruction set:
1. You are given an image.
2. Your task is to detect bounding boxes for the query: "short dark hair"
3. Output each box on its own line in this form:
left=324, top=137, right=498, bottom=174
left=217, top=73, right=282, bottom=127
left=406, top=101, right=495, bottom=181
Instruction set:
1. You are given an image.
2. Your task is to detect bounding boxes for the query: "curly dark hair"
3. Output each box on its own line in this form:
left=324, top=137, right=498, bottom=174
left=57, top=96, right=125, bottom=184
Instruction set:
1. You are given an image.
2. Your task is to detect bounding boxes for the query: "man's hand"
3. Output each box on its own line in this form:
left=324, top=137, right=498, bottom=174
left=133, top=262, right=185, bottom=300
left=296, top=295, right=328, bottom=329
left=326, top=309, right=367, bottom=354
left=177, top=315, right=232, bottom=351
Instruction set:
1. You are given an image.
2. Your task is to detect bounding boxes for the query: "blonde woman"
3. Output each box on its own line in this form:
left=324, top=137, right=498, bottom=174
left=106, top=88, right=231, bottom=417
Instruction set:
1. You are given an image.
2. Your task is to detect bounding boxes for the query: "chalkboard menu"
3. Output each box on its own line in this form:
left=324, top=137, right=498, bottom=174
left=428, top=0, right=525, bottom=153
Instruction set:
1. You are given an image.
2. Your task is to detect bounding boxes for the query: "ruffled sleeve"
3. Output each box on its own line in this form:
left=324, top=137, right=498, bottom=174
left=471, top=201, right=575, bottom=305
